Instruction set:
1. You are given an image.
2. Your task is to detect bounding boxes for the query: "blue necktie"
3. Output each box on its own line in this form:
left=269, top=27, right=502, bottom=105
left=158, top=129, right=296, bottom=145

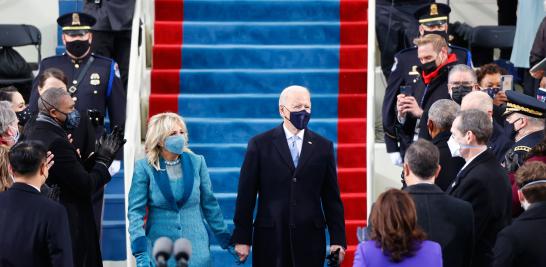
left=289, top=136, right=299, bottom=167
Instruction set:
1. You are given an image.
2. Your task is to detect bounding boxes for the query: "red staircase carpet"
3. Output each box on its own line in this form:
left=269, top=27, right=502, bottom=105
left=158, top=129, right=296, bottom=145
left=151, top=0, right=368, bottom=265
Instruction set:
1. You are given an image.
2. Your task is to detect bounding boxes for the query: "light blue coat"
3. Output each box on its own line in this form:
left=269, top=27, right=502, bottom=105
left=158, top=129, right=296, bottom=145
left=128, top=152, right=231, bottom=267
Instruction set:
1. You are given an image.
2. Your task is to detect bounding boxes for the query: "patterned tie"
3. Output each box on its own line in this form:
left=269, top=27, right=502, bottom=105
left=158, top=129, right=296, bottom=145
left=289, top=136, right=299, bottom=167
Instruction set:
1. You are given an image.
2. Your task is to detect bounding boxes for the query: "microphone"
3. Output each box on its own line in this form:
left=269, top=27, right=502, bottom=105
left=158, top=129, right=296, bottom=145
left=153, top=237, right=173, bottom=267
left=174, top=238, right=192, bottom=267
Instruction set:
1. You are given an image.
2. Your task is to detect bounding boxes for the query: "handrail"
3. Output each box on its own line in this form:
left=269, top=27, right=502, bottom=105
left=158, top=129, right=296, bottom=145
left=124, top=0, right=149, bottom=265
left=366, top=0, right=376, bottom=217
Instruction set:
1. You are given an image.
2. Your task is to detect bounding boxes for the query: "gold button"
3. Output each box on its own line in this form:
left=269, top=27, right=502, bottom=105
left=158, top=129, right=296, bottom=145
left=93, top=90, right=97, bottom=94
left=73, top=80, right=77, bottom=85
left=75, top=64, right=79, bottom=68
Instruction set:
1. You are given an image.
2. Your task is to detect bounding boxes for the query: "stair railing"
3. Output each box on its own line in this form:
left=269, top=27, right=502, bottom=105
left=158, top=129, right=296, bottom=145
left=123, top=0, right=149, bottom=264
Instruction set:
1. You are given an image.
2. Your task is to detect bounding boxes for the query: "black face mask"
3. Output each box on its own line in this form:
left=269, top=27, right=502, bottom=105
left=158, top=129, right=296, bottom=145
left=450, top=85, right=474, bottom=104
left=509, top=118, right=522, bottom=141
left=66, top=40, right=90, bottom=58
left=424, top=30, right=449, bottom=43
left=284, top=107, right=311, bottom=130
left=421, top=60, right=437, bottom=75
left=15, top=107, right=32, bottom=127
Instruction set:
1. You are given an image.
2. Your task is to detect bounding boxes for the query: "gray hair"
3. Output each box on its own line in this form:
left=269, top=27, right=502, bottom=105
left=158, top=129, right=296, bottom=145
left=429, top=99, right=460, bottom=131
left=461, top=91, right=493, bottom=113
left=37, top=87, right=70, bottom=113
left=404, top=139, right=440, bottom=180
left=448, top=64, right=477, bottom=83
left=0, top=101, right=16, bottom=134
left=456, top=109, right=493, bottom=145
left=279, top=85, right=310, bottom=106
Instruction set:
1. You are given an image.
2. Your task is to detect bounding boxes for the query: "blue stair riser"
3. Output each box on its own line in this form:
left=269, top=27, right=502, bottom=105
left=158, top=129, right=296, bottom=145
left=176, top=46, right=341, bottom=69
left=182, top=0, right=339, bottom=22
left=178, top=70, right=343, bottom=94
left=101, top=222, right=127, bottom=261
left=103, top=195, right=126, bottom=221
left=178, top=94, right=338, bottom=118
left=183, top=22, right=340, bottom=45
left=104, top=171, right=125, bottom=195
left=185, top=119, right=338, bottom=143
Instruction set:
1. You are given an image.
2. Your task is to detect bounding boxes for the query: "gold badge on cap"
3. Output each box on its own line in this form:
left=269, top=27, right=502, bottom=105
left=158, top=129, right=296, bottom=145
left=90, top=73, right=100, bottom=86
left=72, top=13, right=81, bottom=26
left=430, top=4, right=438, bottom=16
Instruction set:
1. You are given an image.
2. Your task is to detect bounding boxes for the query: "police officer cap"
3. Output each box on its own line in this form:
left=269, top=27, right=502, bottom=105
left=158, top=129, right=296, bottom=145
left=503, top=90, right=546, bottom=118
left=57, top=12, right=96, bottom=36
left=414, top=3, right=451, bottom=27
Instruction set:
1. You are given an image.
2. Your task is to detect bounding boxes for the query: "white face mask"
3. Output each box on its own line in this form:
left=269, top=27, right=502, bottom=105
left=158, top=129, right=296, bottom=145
left=447, top=135, right=462, bottom=158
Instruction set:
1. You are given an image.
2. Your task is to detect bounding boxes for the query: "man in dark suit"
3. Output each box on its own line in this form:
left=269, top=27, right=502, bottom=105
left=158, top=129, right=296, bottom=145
left=24, top=87, right=125, bottom=267
left=493, top=161, right=546, bottom=267
left=427, top=99, right=465, bottom=191
left=447, top=109, right=512, bottom=267
left=393, top=34, right=459, bottom=165
left=403, top=139, right=474, bottom=267
left=232, top=85, right=347, bottom=267
left=0, top=141, right=73, bottom=266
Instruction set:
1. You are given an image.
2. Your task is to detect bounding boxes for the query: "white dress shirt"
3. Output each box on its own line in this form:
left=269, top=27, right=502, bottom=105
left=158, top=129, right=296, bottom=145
left=283, top=124, right=304, bottom=156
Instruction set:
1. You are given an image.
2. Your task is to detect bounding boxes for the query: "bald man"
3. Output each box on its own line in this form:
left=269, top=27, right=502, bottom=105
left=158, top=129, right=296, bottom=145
left=232, top=86, right=347, bottom=267
left=461, top=91, right=513, bottom=161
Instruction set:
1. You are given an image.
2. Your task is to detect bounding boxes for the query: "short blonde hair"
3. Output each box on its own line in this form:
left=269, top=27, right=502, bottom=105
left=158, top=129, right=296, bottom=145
left=413, top=34, right=447, bottom=53
left=144, top=112, right=191, bottom=170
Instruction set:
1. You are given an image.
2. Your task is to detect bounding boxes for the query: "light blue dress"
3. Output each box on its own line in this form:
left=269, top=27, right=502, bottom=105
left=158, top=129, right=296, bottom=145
left=128, top=152, right=231, bottom=267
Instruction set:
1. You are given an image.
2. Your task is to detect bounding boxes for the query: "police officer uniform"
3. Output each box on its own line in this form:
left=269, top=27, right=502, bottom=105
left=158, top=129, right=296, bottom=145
left=28, top=12, right=126, bottom=239
left=382, top=3, right=473, bottom=158
left=502, top=90, right=546, bottom=217
left=29, top=12, right=126, bottom=138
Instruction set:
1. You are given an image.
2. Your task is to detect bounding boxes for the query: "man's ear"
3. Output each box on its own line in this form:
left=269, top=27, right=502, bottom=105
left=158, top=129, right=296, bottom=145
left=418, top=25, right=425, bottom=36
left=61, top=34, right=67, bottom=46
left=517, top=190, right=526, bottom=203
left=432, top=165, right=441, bottom=182
left=403, top=163, right=410, bottom=178
left=427, top=119, right=434, bottom=135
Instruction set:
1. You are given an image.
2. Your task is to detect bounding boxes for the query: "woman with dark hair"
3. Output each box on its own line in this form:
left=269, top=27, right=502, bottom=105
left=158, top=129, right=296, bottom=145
left=353, top=189, right=442, bottom=267
left=476, top=63, right=509, bottom=106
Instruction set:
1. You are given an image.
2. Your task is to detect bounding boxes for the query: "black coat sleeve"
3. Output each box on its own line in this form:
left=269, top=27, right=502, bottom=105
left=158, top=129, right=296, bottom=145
left=321, top=141, right=347, bottom=247
left=382, top=54, right=404, bottom=153
left=48, top=138, right=111, bottom=198
left=232, top=138, right=260, bottom=245
left=492, top=230, right=515, bottom=267
left=530, top=17, right=546, bottom=67
left=47, top=204, right=74, bottom=267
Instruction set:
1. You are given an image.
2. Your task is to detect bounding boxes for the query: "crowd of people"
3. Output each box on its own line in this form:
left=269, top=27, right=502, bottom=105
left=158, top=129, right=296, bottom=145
left=376, top=2, right=546, bottom=267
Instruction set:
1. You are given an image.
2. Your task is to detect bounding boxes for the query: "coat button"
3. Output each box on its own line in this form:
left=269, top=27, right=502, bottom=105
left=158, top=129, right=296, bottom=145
left=292, top=177, right=297, bottom=183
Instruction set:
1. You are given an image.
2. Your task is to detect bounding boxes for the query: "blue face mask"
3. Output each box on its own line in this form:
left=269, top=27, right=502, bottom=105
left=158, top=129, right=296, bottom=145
left=165, top=134, right=186, bottom=155
left=59, top=109, right=81, bottom=131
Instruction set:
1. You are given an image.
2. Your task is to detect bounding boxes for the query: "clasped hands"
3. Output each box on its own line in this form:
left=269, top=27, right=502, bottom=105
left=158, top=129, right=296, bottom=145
left=232, top=244, right=345, bottom=265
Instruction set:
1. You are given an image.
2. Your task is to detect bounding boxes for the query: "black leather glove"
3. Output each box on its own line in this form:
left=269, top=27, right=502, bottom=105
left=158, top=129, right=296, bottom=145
left=95, top=126, right=126, bottom=167
left=503, top=150, right=522, bottom=173
left=326, top=248, right=340, bottom=267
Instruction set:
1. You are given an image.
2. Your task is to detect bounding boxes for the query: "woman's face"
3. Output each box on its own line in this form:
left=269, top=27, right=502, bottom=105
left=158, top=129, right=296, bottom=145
left=480, top=73, right=501, bottom=88
left=39, top=77, right=67, bottom=95
left=160, top=123, right=185, bottom=148
left=10, top=92, right=25, bottom=112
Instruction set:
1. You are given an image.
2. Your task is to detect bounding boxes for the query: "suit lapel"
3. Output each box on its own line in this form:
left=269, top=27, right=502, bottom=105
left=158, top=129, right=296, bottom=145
left=295, top=130, right=315, bottom=175
left=272, top=124, right=296, bottom=171
left=447, top=150, right=490, bottom=193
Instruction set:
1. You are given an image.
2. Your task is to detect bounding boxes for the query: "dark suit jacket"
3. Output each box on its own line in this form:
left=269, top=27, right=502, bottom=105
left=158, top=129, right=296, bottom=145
left=25, top=119, right=111, bottom=267
left=432, top=131, right=465, bottom=191
left=0, top=183, right=73, bottom=267
left=405, top=183, right=474, bottom=267
left=493, top=202, right=546, bottom=267
left=447, top=149, right=512, bottom=267
left=232, top=124, right=346, bottom=267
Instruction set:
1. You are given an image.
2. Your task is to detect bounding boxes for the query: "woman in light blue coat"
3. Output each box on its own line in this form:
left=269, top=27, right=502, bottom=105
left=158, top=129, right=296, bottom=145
left=128, top=112, right=232, bottom=266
